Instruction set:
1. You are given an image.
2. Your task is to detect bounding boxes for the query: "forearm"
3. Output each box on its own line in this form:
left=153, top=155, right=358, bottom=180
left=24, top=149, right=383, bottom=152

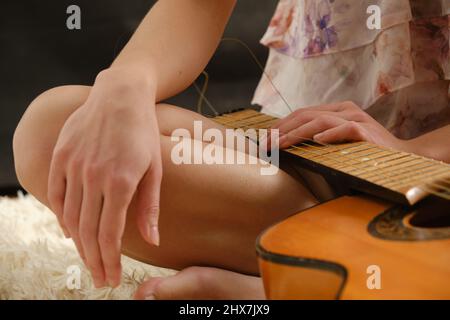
left=404, top=125, right=450, bottom=163
left=110, top=0, right=236, bottom=101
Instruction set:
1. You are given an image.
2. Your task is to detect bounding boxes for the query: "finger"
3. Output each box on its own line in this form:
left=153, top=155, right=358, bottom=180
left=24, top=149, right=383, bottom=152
left=47, top=157, right=70, bottom=238
left=63, top=173, right=86, bottom=263
left=313, top=121, right=369, bottom=144
left=273, top=107, right=361, bottom=135
left=272, top=102, right=344, bottom=129
left=280, top=115, right=345, bottom=148
left=98, top=189, right=133, bottom=288
left=79, top=184, right=106, bottom=288
left=275, top=111, right=319, bottom=135
left=136, top=163, right=163, bottom=247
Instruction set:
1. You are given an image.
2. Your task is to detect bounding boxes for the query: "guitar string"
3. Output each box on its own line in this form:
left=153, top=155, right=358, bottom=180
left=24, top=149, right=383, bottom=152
left=191, top=38, right=450, bottom=198
left=200, top=38, right=411, bottom=179
left=214, top=40, right=450, bottom=195
left=211, top=100, right=450, bottom=190
left=193, top=71, right=219, bottom=116
left=203, top=56, right=447, bottom=199
left=215, top=111, right=450, bottom=198
left=212, top=108, right=442, bottom=194
left=215, top=114, right=407, bottom=193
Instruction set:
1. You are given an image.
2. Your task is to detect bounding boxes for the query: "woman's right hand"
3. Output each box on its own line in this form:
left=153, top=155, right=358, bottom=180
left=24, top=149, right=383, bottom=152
left=47, top=67, right=163, bottom=288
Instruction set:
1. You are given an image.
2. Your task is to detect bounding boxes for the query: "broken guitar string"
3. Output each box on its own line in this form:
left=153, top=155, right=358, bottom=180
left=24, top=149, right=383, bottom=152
left=193, top=37, right=294, bottom=117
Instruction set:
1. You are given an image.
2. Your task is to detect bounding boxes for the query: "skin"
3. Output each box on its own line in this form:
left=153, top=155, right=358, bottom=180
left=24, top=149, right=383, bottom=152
left=271, top=101, right=450, bottom=163
left=12, top=0, right=450, bottom=299
left=23, top=0, right=240, bottom=289
left=13, top=85, right=317, bottom=292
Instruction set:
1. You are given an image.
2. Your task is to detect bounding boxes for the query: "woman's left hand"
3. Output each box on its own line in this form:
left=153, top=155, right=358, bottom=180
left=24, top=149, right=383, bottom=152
left=272, top=101, right=406, bottom=150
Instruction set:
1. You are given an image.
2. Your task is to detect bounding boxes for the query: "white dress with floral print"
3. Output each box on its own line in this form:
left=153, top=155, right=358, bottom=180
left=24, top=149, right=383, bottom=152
left=252, top=0, right=450, bottom=139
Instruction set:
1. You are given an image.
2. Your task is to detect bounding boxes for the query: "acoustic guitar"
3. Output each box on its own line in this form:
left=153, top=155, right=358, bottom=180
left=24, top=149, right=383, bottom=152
left=213, top=109, right=450, bottom=300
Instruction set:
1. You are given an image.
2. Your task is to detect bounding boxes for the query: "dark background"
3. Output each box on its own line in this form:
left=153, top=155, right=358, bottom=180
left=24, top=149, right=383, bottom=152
left=0, top=0, right=278, bottom=194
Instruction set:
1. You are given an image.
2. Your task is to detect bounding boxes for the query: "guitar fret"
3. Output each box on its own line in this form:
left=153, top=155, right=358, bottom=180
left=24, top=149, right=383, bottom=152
left=348, top=157, right=418, bottom=183
left=310, top=149, right=387, bottom=171
left=290, top=145, right=353, bottom=169
left=328, top=147, right=381, bottom=163
left=344, top=160, right=410, bottom=185
left=216, top=112, right=266, bottom=125
left=327, top=149, right=390, bottom=170
left=239, top=115, right=274, bottom=125
left=367, top=159, right=433, bottom=181
left=255, top=120, right=277, bottom=129
left=296, top=143, right=370, bottom=163
left=358, top=155, right=416, bottom=179
left=345, top=153, right=408, bottom=175
left=387, top=169, right=450, bottom=190
left=291, top=149, right=333, bottom=162
left=339, top=145, right=377, bottom=155
left=371, top=162, right=439, bottom=186
left=300, top=144, right=386, bottom=174
left=212, top=109, right=450, bottom=204
left=334, top=142, right=367, bottom=151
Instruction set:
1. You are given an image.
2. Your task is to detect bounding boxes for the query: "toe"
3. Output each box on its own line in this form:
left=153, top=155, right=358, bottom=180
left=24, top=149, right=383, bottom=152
left=134, top=277, right=165, bottom=300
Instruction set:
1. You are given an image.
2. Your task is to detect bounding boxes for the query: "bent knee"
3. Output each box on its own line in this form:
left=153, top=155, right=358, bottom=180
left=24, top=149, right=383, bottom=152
left=13, top=85, right=91, bottom=200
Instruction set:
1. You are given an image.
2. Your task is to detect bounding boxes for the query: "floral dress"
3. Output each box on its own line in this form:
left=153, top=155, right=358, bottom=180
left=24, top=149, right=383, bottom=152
left=252, top=0, right=450, bottom=139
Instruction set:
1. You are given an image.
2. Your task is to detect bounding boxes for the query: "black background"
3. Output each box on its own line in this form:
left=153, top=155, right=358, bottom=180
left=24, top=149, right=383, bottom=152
left=0, top=0, right=278, bottom=193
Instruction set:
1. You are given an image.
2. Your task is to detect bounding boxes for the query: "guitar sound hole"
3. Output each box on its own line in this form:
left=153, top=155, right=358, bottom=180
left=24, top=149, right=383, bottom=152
left=408, top=197, right=450, bottom=229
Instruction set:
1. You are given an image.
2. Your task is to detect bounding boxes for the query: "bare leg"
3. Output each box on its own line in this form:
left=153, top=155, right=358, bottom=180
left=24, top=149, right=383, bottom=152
left=13, top=85, right=317, bottom=298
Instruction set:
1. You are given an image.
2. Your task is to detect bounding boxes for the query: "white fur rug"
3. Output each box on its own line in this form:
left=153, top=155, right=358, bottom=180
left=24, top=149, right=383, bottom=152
left=0, top=193, right=175, bottom=300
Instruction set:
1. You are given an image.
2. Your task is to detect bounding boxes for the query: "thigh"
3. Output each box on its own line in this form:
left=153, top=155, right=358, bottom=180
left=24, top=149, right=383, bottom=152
left=125, top=135, right=317, bottom=275
left=14, top=85, right=317, bottom=275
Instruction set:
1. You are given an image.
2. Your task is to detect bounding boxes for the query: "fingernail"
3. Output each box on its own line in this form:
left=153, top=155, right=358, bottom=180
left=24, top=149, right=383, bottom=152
left=148, top=213, right=160, bottom=246
left=150, top=226, right=160, bottom=247
left=62, top=227, right=71, bottom=239
left=314, top=133, right=324, bottom=141
left=145, top=294, right=156, bottom=300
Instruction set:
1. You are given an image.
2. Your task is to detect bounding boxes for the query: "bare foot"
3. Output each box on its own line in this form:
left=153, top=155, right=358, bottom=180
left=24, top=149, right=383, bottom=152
left=134, top=266, right=265, bottom=300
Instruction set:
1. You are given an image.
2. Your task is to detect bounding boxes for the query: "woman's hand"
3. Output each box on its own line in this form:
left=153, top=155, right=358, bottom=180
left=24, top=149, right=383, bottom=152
left=272, top=101, right=406, bottom=150
left=47, top=68, right=163, bottom=288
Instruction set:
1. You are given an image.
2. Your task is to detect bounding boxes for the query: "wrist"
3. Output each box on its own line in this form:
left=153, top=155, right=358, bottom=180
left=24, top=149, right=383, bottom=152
left=401, top=138, right=422, bottom=156
left=95, top=64, right=158, bottom=99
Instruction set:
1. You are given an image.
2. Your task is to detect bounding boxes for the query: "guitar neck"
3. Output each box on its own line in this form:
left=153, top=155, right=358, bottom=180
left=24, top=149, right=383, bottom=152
left=213, top=109, right=450, bottom=205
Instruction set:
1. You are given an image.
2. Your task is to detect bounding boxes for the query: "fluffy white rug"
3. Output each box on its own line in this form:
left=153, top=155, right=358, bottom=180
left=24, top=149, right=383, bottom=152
left=0, top=193, right=175, bottom=300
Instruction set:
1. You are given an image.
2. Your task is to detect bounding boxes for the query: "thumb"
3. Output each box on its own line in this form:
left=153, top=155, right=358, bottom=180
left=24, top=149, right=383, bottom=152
left=136, top=164, right=163, bottom=246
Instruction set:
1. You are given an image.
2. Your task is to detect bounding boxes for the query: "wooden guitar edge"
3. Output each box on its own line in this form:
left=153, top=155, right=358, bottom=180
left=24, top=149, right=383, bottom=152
left=256, top=241, right=347, bottom=300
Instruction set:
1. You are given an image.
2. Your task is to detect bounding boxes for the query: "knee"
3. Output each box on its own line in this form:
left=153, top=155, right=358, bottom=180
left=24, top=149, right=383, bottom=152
left=13, top=85, right=90, bottom=199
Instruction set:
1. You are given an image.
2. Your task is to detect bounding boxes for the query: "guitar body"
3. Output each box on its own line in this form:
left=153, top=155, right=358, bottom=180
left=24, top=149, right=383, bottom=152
left=212, top=108, right=450, bottom=299
left=257, top=196, right=450, bottom=299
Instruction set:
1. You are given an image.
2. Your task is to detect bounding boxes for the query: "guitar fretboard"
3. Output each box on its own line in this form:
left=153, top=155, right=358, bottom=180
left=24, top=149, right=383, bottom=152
left=213, top=109, right=450, bottom=205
